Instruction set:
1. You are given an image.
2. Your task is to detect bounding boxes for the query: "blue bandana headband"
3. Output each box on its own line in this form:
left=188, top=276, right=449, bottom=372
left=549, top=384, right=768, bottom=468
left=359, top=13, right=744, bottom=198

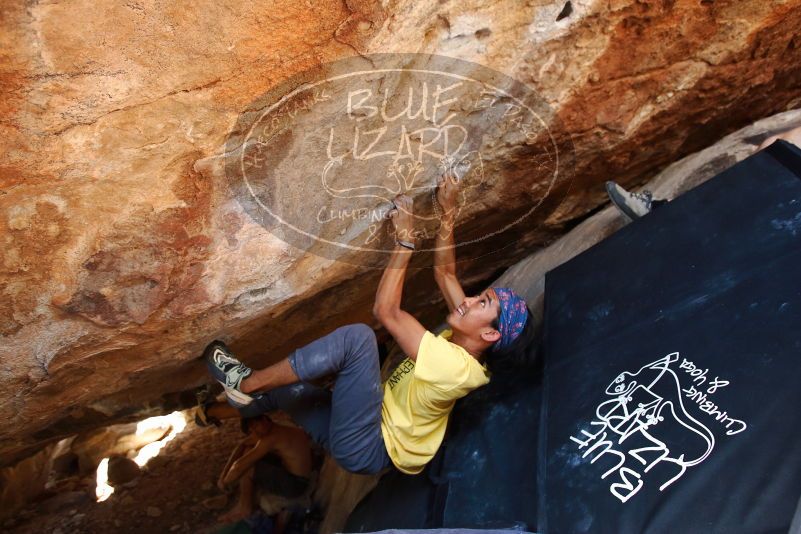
left=492, top=287, right=528, bottom=349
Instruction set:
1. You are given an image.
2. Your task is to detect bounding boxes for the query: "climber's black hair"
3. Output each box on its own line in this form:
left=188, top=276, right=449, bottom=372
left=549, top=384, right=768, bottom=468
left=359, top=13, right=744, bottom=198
left=240, top=414, right=272, bottom=435
left=484, top=304, right=539, bottom=371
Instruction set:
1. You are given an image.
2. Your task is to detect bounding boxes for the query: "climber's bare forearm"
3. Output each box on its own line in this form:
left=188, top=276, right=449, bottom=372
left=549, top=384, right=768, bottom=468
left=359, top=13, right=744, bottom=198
left=219, top=441, right=247, bottom=489
left=434, top=212, right=457, bottom=275
left=373, top=245, right=426, bottom=360
left=374, top=243, right=413, bottom=315
left=434, top=212, right=465, bottom=311
left=224, top=440, right=270, bottom=486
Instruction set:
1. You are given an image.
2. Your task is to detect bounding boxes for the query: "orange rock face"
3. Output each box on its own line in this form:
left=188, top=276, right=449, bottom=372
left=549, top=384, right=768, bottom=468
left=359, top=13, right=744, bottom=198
left=2, top=0, right=801, bottom=463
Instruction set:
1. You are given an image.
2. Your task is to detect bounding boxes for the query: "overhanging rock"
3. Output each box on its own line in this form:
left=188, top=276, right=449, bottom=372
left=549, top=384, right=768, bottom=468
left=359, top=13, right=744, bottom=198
left=3, top=0, right=801, bottom=465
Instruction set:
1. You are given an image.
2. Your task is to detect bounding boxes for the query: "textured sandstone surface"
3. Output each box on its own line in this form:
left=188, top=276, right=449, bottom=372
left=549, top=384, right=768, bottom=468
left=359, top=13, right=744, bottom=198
left=2, top=0, right=801, bottom=464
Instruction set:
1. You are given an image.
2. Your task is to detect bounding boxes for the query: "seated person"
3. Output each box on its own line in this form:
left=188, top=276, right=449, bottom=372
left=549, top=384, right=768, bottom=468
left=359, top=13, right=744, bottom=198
left=218, top=415, right=313, bottom=524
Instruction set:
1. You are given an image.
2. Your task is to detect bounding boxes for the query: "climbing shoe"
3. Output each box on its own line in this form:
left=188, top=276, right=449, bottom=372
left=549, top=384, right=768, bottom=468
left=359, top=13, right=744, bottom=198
left=605, top=181, right=654, bottom=221
left=203, top=340, right=254, bottom=409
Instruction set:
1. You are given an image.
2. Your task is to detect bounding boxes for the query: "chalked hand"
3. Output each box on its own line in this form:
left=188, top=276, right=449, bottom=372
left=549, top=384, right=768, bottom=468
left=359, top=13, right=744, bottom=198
left=436, top=170, right=460, bottom=216
left=389, top=194, right=416, bottom=242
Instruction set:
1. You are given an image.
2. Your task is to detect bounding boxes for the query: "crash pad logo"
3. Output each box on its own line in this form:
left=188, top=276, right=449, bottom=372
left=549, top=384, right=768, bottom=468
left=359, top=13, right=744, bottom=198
left=568, top=352, right=747, bottom=503
left=224, top=54, right=571, bottom=264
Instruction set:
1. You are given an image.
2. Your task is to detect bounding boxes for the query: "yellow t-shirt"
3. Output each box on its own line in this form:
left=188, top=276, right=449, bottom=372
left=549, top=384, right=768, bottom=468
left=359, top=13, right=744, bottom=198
left=380, top=329, right=491, bottom=474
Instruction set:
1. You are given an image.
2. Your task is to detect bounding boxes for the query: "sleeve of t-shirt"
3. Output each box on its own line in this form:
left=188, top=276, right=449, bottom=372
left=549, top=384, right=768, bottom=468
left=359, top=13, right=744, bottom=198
left=414, top=331, right=483, bottom=392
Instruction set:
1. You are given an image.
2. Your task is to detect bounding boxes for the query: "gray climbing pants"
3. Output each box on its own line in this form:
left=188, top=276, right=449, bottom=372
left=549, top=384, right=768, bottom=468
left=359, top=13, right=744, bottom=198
left=238, top=324, right=392, bottom=475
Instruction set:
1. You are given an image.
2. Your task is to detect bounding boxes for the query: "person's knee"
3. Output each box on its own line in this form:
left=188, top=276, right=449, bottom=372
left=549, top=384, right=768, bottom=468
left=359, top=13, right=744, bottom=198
left=341, top=323, right=377, bottom=354
left=342, top=323, right=374, bottom=339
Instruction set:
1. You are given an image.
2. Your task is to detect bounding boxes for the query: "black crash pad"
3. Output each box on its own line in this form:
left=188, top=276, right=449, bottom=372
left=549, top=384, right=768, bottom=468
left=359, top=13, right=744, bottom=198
left=345, top=467, right=437, bottom=531
left=346, top=363, right=542, bottom=532
left=347, top=141, right=801, bottom=534
left=540, top=141, right=801, bottom=533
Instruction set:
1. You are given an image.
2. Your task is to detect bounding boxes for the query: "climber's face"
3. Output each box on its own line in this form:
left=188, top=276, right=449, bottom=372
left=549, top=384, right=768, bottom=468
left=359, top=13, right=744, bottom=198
left=447, top=288, right=501, bottom=344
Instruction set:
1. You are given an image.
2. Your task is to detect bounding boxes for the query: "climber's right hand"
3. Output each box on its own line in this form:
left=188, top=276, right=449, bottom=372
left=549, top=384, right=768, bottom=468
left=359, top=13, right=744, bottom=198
left=436, top=170, right=460, bottom=216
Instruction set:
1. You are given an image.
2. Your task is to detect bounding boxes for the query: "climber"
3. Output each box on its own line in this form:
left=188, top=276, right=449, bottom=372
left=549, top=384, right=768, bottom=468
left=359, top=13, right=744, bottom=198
left=203, top=169, right=536, bottom=476
left=606, top=124, right=801, bottom=221
left=217, top=414, right=313, bottom=524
